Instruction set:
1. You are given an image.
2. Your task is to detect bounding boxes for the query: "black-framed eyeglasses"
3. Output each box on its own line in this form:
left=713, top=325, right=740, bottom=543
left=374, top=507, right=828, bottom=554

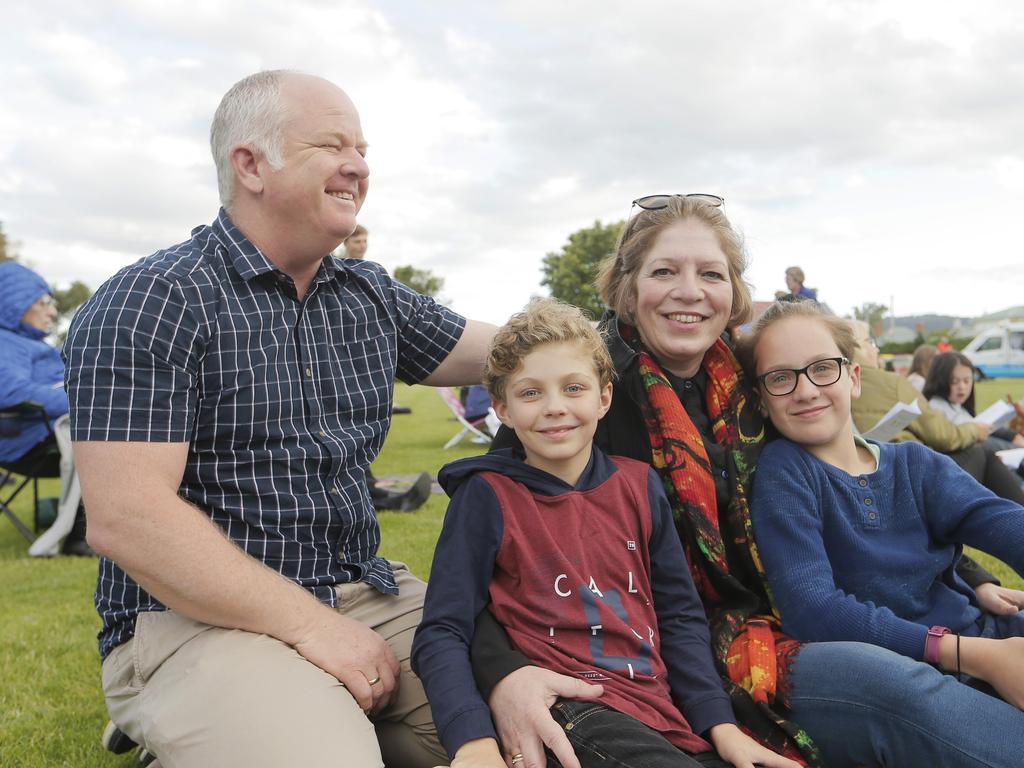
left=757, top=356, right=850, bottom=397
left=621, top=193, right=725, bottom=245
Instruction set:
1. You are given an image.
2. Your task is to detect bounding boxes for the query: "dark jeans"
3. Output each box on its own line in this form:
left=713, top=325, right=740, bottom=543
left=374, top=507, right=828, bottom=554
left=948, top=444, right=1024, bottom=504
left=547, top=700, right=732, bottom=768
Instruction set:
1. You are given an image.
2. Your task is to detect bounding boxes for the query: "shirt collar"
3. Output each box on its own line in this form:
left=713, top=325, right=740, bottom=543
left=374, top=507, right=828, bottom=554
left=210, top=208, right=342, bottom=286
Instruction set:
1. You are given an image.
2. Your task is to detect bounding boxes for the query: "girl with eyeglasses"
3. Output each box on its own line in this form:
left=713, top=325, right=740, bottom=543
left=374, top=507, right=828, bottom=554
left=740, top=299, right=1024, bottom=762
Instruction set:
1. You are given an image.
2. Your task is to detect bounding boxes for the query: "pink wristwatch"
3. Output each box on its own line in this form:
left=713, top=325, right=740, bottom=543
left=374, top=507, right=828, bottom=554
left=924, top=625, right=951, bottom=665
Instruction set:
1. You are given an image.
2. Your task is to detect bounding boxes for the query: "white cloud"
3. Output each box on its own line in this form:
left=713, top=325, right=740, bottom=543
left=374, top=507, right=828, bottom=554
left=2, top=0, right=1024, bottom=326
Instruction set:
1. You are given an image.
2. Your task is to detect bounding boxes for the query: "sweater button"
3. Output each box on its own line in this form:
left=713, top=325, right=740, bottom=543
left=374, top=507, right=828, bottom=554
left=864, top=498, right=873, bottom=505
left=868, top=511, right=877, bottom=520
left=858, top=478, right=868, bottom=487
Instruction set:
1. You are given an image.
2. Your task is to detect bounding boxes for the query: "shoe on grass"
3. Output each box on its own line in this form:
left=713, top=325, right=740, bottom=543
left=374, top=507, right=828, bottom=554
left=398, top=472, right=433, bottom=512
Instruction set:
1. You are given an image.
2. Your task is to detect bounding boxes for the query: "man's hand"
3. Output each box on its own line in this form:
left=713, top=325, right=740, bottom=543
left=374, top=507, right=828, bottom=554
left=708, top=723, right=803, bottom=768
left=974, top=582, right=1024, bottom=616
left=292, top=609, right=400, bottom=713
left=487, top=666, right=603, bottom=768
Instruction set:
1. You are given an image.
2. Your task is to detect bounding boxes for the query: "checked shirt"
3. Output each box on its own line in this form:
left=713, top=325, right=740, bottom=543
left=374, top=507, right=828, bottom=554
left=65, top=209, right=465, bottom=657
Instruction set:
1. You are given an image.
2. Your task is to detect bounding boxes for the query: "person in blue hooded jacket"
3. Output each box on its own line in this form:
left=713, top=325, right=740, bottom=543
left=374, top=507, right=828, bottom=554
left=0, top=261, right=65, bottom=462
left=0, top=261, right=90, bottom=555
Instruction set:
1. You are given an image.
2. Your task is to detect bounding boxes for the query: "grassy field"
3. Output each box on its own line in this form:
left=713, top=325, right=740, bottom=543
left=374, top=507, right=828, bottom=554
left=2, top=380, right=1022, bottom=765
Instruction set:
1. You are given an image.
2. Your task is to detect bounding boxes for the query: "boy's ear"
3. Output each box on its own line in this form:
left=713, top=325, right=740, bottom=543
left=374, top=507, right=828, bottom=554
left=597, top=381, right=613, bottom=418
left=493, top=399, right=513, bottom=428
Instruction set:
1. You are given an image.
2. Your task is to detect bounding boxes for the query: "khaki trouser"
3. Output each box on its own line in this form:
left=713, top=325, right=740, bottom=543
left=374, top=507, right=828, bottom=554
left=101, top=563, right=446, bottom=768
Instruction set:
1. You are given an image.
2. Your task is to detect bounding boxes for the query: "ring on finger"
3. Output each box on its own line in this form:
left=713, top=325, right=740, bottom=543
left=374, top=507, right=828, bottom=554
left=511, top=754, right=525, bottom=766
left=366, top=675, right=381, bottom=685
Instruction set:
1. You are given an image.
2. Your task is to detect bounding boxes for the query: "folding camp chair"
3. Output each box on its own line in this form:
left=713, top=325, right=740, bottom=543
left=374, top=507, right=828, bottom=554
left=0, top=402, right=59, bottom=543
left=437, top=387, right=494, bottom=449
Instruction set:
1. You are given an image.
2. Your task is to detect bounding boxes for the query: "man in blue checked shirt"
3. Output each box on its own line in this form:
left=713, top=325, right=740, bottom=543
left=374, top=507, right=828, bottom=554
left=65, top=70, right=496, bottom=768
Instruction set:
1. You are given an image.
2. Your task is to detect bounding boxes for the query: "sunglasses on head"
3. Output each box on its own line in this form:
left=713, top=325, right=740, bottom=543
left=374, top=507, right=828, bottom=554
left=621, top=193, right=725, bottom=244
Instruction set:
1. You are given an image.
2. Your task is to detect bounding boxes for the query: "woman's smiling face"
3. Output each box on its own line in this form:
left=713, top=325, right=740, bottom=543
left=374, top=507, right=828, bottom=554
left=632, top=219, right=733, bottom=378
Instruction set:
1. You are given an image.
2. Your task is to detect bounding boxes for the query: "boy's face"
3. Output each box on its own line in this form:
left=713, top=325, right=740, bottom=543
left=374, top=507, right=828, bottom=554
left=754, top=317, right=861, bottom=458
left=494, top=341, right=612, bottom=485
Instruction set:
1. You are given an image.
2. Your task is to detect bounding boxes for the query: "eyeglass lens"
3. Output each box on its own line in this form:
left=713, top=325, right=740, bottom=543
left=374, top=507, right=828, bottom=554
left=762, top=358, right=844, bottom=396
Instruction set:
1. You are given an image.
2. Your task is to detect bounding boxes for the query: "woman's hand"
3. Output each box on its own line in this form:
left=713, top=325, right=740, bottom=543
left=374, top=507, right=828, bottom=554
left=940, top=634, right=1024, bottom=709
left=708, top=723, right=803, bottom=768
left=975, top=422, right=993, bottom=441
left=487, top=665, right=603, bottom=768
left=974, top=582, right=1024, bottom=616
left=1012, top=433, right=1024, bottom=448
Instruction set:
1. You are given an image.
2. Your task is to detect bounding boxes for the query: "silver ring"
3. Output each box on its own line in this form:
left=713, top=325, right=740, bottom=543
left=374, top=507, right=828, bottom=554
left=511, top=755, right=525, bottom=766
left=367, top=675, right=381, bottom=685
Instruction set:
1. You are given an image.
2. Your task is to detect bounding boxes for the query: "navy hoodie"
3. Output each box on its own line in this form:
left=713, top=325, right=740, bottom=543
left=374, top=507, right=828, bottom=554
left=411, top=447, right=733, bottom=759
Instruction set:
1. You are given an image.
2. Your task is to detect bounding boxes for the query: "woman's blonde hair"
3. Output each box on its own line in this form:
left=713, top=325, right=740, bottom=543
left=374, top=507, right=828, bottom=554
left=485, top=298, right=614, bottom=401
left=595, top=195, right=753, bottom=329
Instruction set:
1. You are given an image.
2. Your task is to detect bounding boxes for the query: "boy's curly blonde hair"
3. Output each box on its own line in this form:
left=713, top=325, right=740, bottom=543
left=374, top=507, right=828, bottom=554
left=485, top=298, right=615, bottom=402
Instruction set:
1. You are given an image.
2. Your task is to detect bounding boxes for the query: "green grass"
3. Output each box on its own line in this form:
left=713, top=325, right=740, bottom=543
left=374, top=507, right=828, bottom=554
left=0, top=384, right=486, bottom=766
left=1, top=381, right=1021, bottom=765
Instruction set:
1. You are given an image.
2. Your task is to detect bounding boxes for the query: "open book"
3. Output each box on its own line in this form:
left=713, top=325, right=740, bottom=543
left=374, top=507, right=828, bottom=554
left=861, top=400, right=922, bottom=443
left=974, top=400, right=1016, bottom=430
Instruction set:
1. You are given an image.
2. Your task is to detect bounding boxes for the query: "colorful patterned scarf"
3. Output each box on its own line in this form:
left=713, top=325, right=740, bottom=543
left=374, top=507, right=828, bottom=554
left=623, top=324, right=823, bottom=766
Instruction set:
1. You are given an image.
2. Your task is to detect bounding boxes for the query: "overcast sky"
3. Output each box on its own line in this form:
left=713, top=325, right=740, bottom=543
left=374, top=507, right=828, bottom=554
left=3, top=0, right=1023, bottom=324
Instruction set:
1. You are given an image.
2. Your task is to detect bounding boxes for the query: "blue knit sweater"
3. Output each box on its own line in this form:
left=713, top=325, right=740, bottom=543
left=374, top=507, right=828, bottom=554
left=750, top=438, right=1024, bottom=660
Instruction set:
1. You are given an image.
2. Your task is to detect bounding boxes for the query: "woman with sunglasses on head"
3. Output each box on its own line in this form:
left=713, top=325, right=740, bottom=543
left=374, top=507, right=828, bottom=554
left=474, top=195, right=1017, bottom=768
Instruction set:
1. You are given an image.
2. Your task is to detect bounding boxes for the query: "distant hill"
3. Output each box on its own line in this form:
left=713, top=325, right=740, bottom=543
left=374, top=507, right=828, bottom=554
left=888, top=306, right=1024, bottom=336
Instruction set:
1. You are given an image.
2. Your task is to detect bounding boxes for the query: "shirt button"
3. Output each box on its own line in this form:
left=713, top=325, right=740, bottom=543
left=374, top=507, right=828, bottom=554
left=858, top=478, right=867, bottom=487
left=684, top=380, right=693, bottom=390
left=319, top=431, right=327, bottom=437
left=331, top=486, right=339, bottom=495
left=864, top=498, right=873, bottom=505
left=305, top=367, right=313, bottom=377
left=868, top=512, right=877, bottom=520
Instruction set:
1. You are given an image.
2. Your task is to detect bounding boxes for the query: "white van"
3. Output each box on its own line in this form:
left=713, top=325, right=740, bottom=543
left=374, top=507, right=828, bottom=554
left=962, top=322, right=1024, bottom=378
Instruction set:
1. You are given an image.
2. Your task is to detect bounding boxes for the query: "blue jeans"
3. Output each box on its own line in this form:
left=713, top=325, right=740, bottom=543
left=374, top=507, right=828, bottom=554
left=788, top=636, right=1024, bottom=768
left=547, top=700, right=732, bottom=768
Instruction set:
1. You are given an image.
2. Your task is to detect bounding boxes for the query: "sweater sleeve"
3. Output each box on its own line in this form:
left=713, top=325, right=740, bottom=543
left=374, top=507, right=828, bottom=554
left=750, top=444, right=930, bottom=660
left=410, top=475, right=505, bottom=758
left=917, top=445, right=1024, bottom=579
left=646, top=468, right=734, bottom=735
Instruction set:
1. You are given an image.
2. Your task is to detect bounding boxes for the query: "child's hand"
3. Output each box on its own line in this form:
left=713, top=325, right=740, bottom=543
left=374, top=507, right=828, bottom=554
left=974, top=582, right=1024, bottom=616
left=942, top=635, right=1024, bottom=709
left=975, top=422, right=993, bottom=440
left=450, top=737, right=507, bottom=768
left=708, top=723, right=803, bottom=768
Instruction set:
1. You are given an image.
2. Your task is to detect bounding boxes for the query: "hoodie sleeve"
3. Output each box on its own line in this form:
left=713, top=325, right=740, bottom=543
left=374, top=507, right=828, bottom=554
left=646, top=468, right=735, bottom=735
left=0, top=338, right=68, bottom=417
left=411, top=473, right=505, bottom=759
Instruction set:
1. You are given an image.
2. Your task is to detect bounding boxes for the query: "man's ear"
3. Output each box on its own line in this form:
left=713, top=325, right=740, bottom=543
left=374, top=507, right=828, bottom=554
left=230, top=145, right=264, bottom=196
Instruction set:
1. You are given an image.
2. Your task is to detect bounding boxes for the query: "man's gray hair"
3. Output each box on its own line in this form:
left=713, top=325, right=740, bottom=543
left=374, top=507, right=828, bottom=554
left=210, top=70, right=293, bottom=208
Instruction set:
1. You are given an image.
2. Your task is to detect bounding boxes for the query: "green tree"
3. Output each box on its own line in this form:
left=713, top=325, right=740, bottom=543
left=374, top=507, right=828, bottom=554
left=0, top=221, right=14, bottom=262
left=852, top=302, right=888, bottom=338
left=541, top=219, right=624, bottom=319
left=53, top=280, right=92, bottom=317
left=393, top=265, right=444, bottom=298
